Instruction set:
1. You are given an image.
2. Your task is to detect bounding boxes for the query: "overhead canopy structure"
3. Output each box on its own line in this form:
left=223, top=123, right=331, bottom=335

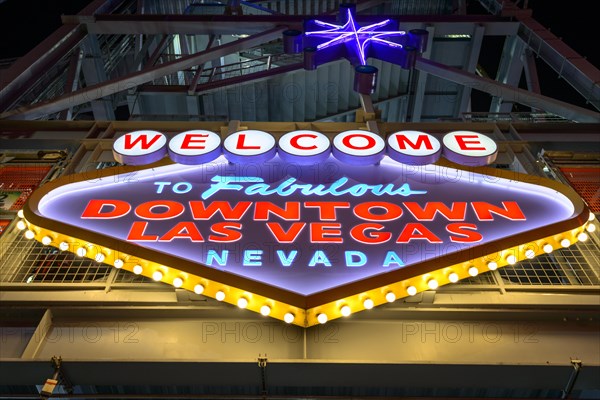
left=1, top=0, right=599, bottom=123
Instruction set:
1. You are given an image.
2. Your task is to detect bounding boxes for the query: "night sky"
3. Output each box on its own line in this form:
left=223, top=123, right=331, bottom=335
left=0, top=0, right=597, bottom=113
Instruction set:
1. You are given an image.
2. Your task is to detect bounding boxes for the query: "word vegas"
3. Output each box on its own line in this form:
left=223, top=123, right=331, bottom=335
left=112, top=129, right=499, bottom=167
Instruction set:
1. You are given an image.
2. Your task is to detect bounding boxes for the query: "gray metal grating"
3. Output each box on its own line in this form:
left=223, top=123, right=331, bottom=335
left=499, top=243, right=600, bottom=286
left=1, top=232, right=111, bottom=284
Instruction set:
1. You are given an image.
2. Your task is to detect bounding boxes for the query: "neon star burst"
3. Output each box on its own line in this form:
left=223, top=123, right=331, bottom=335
left=304, top=8, right=407, bottom=66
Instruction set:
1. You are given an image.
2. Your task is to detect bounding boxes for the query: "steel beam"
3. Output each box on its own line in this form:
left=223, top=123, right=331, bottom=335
left=61, top=14, right=519, bottom=36
left=0, top=27, right=288, bottom=120
left=81, top=35, right=116, bottom=120
left=415, top=57, right=600, bottom=122
left=490, top=35, right=525, bottom=113
left=410, top=26, right=435, bottom=122
left=188, top=35, right=217, bottom=95
left=58, top=50, right=83, bottom=120
left=458, top=24, right=485, bottom=115
left=0, top=0, right=125, bottom=113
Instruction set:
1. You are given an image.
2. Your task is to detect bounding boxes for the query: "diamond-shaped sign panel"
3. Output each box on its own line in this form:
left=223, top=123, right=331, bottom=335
left=23, top=156, right=590, bottom=326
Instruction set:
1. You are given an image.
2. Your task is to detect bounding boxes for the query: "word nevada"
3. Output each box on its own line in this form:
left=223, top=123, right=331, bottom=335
left=112, top=129, right=498, bottom=167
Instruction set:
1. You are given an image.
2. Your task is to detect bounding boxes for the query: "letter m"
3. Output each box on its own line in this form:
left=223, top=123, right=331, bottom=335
left=396, top=134, right=433, bottom=150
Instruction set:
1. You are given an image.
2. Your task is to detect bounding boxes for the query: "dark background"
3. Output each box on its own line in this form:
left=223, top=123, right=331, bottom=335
left=0, top=0, right=597, bottom=113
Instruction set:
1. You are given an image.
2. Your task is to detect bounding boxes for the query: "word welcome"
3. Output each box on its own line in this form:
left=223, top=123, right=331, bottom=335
left=112, top=129, right=498, bottom=167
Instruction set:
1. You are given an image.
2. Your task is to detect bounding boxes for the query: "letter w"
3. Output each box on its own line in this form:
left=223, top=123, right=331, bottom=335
left=124, top=133, right=162, bottom=150
left=189, top=201, right=252, bottom=220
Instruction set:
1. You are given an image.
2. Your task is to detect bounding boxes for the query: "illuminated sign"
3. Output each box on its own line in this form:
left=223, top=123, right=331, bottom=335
left=284, top=4, right=430, bottom=93
left=22, top=129, right=591, bottom=327
left=112, top=129, right=498, bottom=167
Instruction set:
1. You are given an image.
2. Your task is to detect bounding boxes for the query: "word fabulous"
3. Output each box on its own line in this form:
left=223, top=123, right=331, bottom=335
left=112, top=129, right=498, bottom=167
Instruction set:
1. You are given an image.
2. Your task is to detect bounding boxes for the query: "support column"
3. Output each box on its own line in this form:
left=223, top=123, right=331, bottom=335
left=489, top=35, right=526, bottom=113
left=410, top=26, right=435, bottom=122
left=458, top=25, right=485, bottom=116
left=81, top=35, right=116, bottom=120
left=58, top=50, right=83, bottom=120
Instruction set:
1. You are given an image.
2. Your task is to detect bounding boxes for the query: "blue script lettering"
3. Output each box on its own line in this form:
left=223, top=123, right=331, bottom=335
left=201, top=176, right=427, bottom=199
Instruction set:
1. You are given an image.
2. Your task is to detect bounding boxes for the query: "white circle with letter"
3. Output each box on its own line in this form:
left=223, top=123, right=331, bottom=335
left=223, top=130, right=277, bottom=163
left=278, top=130, right=331, bottom=164
left=168, top=130, right=221, bottom=164
left=442, top=130, right=498, bottom=166
left=387, top=130, right=441, bottom=165
left=332, top=130, right=385, bottom=165
left=113, top=130, right=167, bottom=165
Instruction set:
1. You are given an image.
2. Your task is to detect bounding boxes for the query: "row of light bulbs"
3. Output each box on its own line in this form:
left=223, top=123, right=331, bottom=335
left=15, top=209, right=597, bottom=325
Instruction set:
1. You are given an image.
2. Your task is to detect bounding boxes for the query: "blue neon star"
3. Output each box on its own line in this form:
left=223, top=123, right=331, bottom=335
left=304, top=8, right=406, bottom=66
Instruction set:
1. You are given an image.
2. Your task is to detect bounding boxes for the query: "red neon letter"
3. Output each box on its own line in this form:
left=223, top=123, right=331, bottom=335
left=395, top=134, right=433, bottom=150
left=127, top=221, right=159, bottom=241
left=290, top=134, right=318, bottom=150
left=454, top=135, right=486, bottom=151
left=310, top=223, right=343, bottom=243
left=159, top=222, right=204, bottom=242
left=181, top=133, right=208, bottom=149
left=254, top=202, right=300, bottom=221
left=135, top=201, right=185, bottom=220
left=404, top=202, right=467, bottom=221
left=209, top=222, right=242, bottom=242
left=81, top=199, right=131, bottom=219
left=124, top=133, right=162, bottom=150
left=236, top=134, right=260, bottom=150
left=342, top=134, right=376, bottom=150
left=471, top=201, right=526, bottom=221
left=447, top=223, right=482, bottom=243
left=350, top=223, right=392, bottom=244
left=266, top=222, right=306, bottom=243
left=396, top=223, right=443, bottom=243
left=354, top=202, right=403, bottom=221
left=305, top=201, right=350, bottom=220
left=189, top=201, right=251, bottom=220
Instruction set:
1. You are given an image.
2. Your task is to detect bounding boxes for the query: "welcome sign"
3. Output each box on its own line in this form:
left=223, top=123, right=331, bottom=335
left=22, top=128, right=591, bottom=326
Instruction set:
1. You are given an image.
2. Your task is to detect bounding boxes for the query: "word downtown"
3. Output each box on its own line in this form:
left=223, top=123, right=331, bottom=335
left=83, top=185, right=526, bottom=268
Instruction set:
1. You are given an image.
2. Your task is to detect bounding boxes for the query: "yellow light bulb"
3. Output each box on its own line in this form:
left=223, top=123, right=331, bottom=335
left=152, top=271, right=163, bottom=281
left=133, top=265, right=143, bottom=275
left=340, top=305, right=351, bottom=317
left=468, top=266, right=479, bottom=276
left=284, top=312, right=295, bottom=324
left=487, top=262, right=498, bottom=271
left=385, top=292, right=396, bottom=302
left=448, top=272, right=459, bottom=283
left=215, top=290, right=225, bottom=301
left=237, top=297, right=248, bottom=309
left=173, top=277, right=184, bottom=288
left=406, top=286, right=417, bottom=296
left=194, top=284, right=204, bottom=294
left=427, top=279, right=439, bottom=290
left=317, top=313, right=328, bottom=324
left=260, top=305, right=271, bottom=316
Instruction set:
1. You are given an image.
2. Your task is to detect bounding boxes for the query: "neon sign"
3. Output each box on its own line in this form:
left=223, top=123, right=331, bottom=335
left=283, top=4, right=429, bottom=93
left=22, top=129, right=591, bottom=327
